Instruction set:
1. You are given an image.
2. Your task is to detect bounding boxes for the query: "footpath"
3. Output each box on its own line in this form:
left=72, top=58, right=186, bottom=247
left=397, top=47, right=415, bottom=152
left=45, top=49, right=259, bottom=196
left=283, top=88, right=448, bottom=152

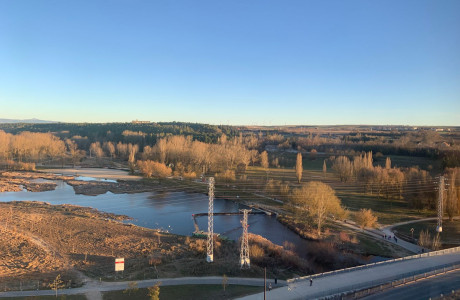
left=0, top=276, right=286, bottom=299
left=237, top=251, right=460, bottom=300
left=335, top=219, right=425, bottom=254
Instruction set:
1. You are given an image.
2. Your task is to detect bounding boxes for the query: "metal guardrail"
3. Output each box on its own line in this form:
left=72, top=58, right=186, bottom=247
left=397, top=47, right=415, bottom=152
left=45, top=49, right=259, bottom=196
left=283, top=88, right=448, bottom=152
left=287, top=246, right=460, bottom=284
left=315, top=262, right=460, bottom=300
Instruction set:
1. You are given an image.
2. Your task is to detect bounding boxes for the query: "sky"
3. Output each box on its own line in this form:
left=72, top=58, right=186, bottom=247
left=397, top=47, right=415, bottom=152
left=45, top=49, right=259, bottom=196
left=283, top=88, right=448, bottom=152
left=0, top=0, right=459, bottom=126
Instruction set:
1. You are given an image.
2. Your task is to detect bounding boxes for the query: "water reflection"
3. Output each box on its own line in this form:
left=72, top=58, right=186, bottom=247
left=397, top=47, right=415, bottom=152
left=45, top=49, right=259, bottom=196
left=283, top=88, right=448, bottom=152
left=0, top=180, right=311, bottom=256
left=74, top=176, right=117, bottom=183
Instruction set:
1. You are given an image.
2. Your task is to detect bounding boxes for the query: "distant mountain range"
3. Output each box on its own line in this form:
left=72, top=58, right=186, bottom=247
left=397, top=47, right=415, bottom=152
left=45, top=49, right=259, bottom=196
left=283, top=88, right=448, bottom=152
left=0, top=118, right=58, bottom=124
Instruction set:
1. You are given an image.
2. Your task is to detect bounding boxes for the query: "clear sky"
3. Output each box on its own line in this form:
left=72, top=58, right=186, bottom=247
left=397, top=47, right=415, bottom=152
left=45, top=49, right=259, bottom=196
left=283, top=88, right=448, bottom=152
left=0, top=0, right=459, bottom=126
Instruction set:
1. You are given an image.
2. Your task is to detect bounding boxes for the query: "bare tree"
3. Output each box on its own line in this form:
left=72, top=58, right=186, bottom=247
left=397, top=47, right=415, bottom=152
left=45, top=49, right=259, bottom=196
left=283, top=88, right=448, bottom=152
left=355, top=209, right=378, bottom=229
left=291, top=181, right=345, bottom=236
left=222, top=274, right=228, bottom=292
left=128, top=144, right=139, bottom=173
left=332, top=156, right=353, bottom=182
left=49, top=274, right=64, bottom=298
left=260, top=151, right=269, bottom=169
left=137, top=160, right=172, bottom=179
left=104, top=142, right=116, bottom=159
left=89, top=142, right=103, bottom=159
left=124, top=281, right=139, bottom=296
left=295, top=152, right=303, bottom=183
left=148, top=282, right=161, bottom=300
left=385, top=157, right=391, bottom=170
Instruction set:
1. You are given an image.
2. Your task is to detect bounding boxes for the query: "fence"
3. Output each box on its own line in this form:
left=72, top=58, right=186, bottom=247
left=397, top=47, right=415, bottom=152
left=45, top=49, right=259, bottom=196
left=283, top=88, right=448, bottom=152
left=0, top=278, right=77, bottom=292
left=315, top=262, right=460, bottom=300
left=288, top=245, right=460, bottom=284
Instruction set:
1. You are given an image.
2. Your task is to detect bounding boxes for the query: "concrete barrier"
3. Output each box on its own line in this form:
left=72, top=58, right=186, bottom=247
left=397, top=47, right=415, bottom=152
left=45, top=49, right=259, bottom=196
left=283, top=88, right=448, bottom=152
left=287, top=246, right=460, bottom=283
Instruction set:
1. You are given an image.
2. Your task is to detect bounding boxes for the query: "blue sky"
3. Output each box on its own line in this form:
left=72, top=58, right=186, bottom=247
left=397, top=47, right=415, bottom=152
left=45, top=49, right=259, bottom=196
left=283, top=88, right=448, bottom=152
left=0, top=0, right=459, bottom=125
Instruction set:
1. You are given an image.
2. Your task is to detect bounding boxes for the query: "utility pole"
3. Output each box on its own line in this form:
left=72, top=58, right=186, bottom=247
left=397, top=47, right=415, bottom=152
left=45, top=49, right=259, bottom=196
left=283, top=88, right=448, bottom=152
left=207, top=177, right=215, bottom=263
left=240, top=209, right=251, bottom=269
left=436, top=176, right=444, bottom=233
left=264, top=267, right=266, bottom=300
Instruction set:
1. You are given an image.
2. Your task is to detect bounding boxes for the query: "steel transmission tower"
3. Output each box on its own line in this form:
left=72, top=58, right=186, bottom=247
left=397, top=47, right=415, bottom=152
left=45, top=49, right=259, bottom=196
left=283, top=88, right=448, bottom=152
left=240, top=209, right=251, bottom=269
left=436, top=176, right=444, bottom=233
left=206, top=177, right=215, bottom=263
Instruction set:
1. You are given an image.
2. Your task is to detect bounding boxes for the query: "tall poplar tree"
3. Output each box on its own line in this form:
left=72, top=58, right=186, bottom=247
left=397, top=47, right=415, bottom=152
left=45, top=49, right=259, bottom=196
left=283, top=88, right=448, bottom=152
left=296, top=152, right=303, bottom=184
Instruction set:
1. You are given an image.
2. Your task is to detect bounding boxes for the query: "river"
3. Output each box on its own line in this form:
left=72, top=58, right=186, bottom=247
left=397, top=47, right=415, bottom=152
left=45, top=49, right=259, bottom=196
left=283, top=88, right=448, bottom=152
left=0, top=172, right=387, bottom=264
left=0, top=178, right=313, bottom=256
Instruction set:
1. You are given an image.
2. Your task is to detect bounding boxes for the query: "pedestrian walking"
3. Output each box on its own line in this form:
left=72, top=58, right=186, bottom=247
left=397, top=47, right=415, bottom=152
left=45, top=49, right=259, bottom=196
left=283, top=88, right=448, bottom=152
left=275, top=277, right=277, bottom=285
left=269, top=283, right=272, bottom=291
left=310, top=278, right=313, bottom=286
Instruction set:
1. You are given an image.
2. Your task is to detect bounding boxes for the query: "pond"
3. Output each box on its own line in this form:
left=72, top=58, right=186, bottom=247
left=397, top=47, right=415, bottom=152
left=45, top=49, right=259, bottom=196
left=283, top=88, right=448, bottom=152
left=0, top=178, right=312, bottom=257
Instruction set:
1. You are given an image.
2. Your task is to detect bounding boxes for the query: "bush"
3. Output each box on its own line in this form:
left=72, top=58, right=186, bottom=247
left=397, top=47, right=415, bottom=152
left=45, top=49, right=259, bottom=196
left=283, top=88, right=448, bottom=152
left=355, top=209, right=378, bottom=229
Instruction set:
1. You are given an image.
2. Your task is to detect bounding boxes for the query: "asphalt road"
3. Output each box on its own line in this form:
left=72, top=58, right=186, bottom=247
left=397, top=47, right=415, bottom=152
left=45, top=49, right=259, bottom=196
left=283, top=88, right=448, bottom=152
left=362, top=269, right=460, bottom=300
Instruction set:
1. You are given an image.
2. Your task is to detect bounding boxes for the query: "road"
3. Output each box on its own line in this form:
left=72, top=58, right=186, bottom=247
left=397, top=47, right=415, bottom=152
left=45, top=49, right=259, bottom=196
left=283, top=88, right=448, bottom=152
left=0, top=276, right=286, bottom=299
left=237, top=251, right=460, bottom=300
left=362, top=269, right=460, bottom=300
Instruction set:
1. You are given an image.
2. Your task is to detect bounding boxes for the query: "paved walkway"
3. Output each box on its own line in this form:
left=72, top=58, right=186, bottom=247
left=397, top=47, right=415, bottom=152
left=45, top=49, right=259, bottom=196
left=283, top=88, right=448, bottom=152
left=380, top=226, right=424, bottom=253
left=333, top=219, right=421, bottom=254
left=0, top=277, right=286, bottom=298
left=379, top=216, right=460, bottom=253
left=237, top=252, right=460, bottom=300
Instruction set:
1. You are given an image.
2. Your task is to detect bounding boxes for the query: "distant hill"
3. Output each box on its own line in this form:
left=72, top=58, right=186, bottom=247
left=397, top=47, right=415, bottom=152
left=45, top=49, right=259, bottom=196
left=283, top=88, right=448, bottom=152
left=0, top=118, right=58, bottom=124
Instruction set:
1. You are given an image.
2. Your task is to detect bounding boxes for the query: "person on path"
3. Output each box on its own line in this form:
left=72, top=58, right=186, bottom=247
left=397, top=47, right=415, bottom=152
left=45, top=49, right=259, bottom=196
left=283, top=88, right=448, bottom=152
left=269, top=283, right=272, bottom=291
left=310, top=278, right=313, bottom=286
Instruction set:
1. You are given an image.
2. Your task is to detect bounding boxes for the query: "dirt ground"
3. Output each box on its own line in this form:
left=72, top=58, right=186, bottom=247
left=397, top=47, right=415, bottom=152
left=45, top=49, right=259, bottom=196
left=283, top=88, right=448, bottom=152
left=0, top=171, right=73, bottom=192
left=0, top=170, right=409, bottom=291
left=65, top=179, right=153, bottom=196
left=0, top=170, right=153, bottom=195
left=40, top=167, right=141, bottom=181
left=0, top=201, right=311, bottom=291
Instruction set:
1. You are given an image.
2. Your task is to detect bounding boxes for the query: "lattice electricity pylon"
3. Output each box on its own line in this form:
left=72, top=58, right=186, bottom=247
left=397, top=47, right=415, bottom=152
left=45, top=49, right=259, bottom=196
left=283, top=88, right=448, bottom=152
left=436, top=176, right=444, bottom=233
left=206, top=177, right=215, bottom=263
left=240, top=209, right=251, bottom=269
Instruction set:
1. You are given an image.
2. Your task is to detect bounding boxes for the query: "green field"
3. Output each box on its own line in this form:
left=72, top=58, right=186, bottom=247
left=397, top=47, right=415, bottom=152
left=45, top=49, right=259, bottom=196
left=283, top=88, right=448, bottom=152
left=103, top=284, right=264, bottom=300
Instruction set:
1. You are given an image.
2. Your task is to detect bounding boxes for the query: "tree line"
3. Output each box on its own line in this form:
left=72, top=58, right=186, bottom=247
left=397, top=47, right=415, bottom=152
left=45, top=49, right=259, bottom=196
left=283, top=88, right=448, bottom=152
left=330, top=151, right=460, bottom=215
left=0, top=131, right=66, bottom=169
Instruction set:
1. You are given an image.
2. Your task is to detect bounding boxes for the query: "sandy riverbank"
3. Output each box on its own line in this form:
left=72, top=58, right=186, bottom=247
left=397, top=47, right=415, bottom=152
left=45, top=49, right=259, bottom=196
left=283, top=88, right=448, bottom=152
left=39, top=167, right=141, bottom=181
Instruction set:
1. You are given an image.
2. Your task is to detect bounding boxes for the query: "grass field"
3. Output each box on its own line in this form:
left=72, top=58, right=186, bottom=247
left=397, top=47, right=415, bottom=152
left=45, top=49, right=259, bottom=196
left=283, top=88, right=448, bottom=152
left=328, top=223, right=413, bottom=258
left=245, top=165, right=436, bottom=225
left=374, top=155, right=442, bottom=173
left=393, top=219, right=460, bottom=248
left=337, top=192, right=435, bottom=225
left=103, top=284, right=264, bottom=300
left=2, top=295, right=86, bottom=300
